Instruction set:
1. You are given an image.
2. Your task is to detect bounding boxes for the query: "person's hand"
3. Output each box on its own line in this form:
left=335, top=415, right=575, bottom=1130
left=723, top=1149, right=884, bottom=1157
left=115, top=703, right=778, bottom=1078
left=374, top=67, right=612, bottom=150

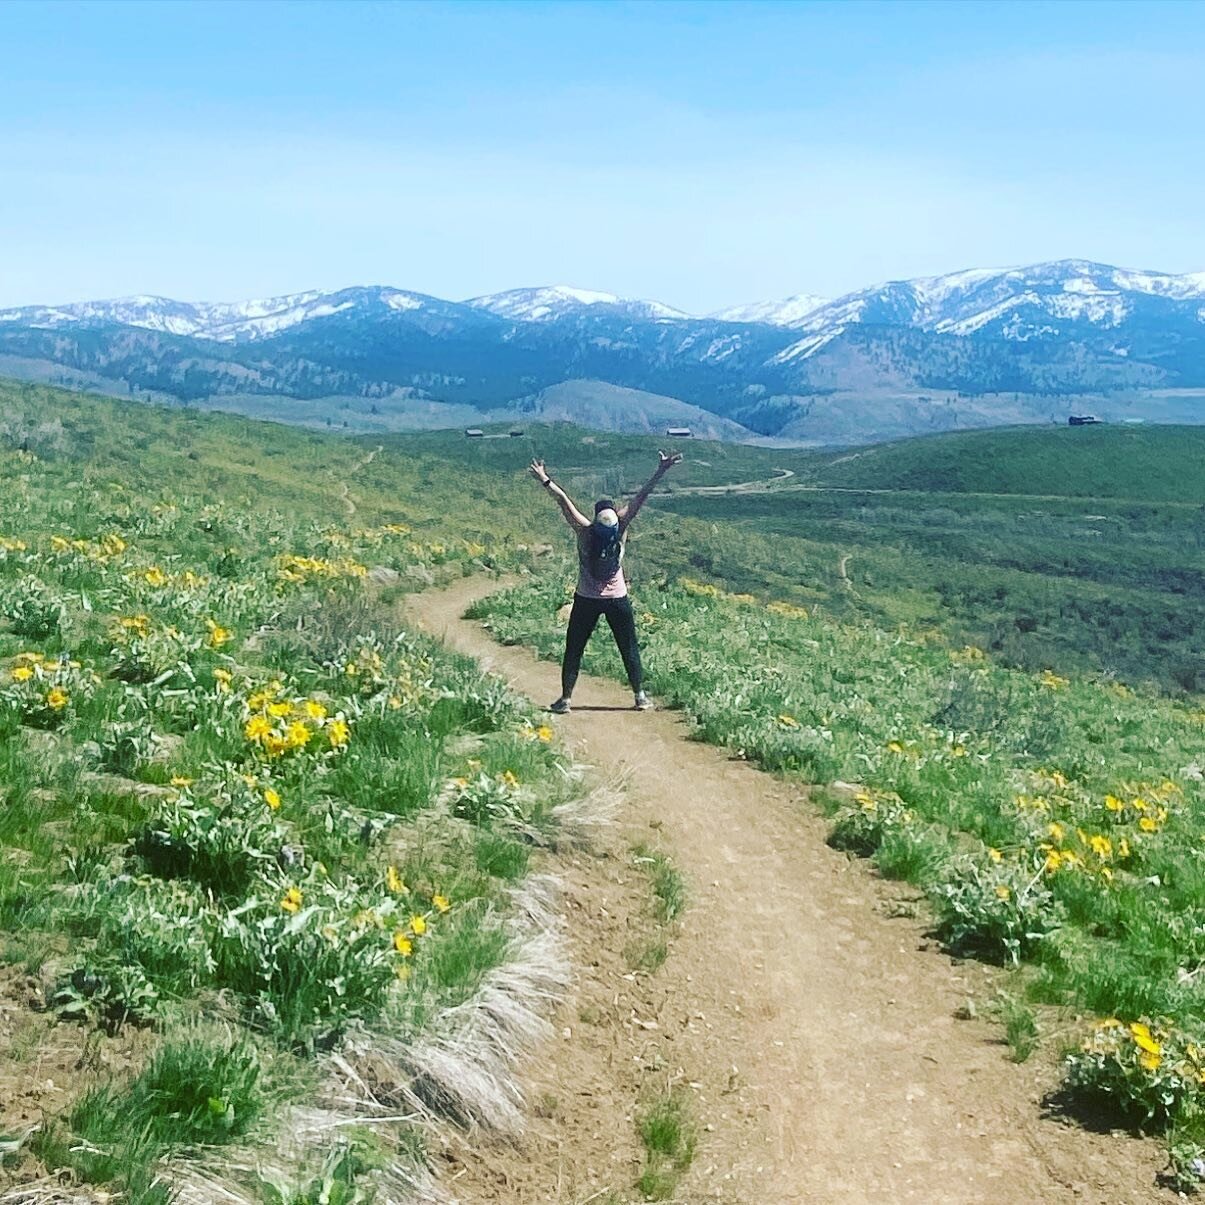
left=657, top=450, right=684, bottom=474
left=529, top=458, right=550, bottom=485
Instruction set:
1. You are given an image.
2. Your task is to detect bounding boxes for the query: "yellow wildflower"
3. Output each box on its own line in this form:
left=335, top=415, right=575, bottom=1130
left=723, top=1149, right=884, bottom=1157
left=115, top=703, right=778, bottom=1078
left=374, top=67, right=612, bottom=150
left=10, top=665, right=33, bottom=682
left=45, top=687, right=69, bottom=710
left=268, top=700, right=292, bottom=718
left=262, top=733, right=288, bottom=758
left=987, top=847, right=1003, bottom=863
left=1130, top=1022, right=1158, bottom=1048
left=995, top=885, right=1011, bottom=901
left=392, top=932, right=413, bottom=956
left=1139, top=1050, right=1162, bottom=1072
left=144, top=567, right=168, bottom=588
left=1089, top=835, right=1112, bottom=859
left=500, top=769, right=519, bottom=789
left=280, top=886, right=303, bottom=914
left=432, top=894, right=451, bottom=913
left=1138, top=816, right=1159, bottom=833
left=244, top=715, right=272, bottom=742
left=205, top=619, right=232, bottom=648
left=535, top=724, right=553, bottom=743
left=410, top=915, right=427, bottom=936
left=327, top=719, right=350, bottom=748
left=1047, top=822, right=1066, bottom=844
left=304, top=699, right=327, bottom=720
left=263, top=787, right=282, bottom=810
left=1104, top=794, right=1125, bottom=812
left=286, top=721, right=311, bottom=748
left=386, top=865, right=407, bottom=894
left=777, top=714, right=799, bottom=728
left=170, top=775, right=193, bottom=787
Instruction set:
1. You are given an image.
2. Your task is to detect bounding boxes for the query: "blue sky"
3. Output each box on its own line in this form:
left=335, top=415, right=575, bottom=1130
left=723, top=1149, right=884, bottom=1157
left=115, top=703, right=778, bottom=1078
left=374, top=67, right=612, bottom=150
left=3, top=0, right=1205, bottom=311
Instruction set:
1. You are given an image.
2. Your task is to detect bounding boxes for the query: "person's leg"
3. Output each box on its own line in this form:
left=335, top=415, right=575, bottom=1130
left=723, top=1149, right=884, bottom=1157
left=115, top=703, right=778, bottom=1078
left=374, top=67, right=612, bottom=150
left=603, top=596, right=644, bottom=696
left=558, top=596, right=602, bottom=703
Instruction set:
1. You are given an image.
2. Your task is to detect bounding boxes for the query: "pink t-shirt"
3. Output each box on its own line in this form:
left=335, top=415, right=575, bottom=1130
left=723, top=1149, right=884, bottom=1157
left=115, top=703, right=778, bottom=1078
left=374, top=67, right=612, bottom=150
left=575, top=524, right=628, bottom=599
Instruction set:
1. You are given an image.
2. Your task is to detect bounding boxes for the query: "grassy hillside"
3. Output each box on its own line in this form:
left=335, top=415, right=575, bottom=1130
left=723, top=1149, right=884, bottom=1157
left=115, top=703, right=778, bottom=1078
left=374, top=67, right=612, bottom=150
left=471, top=571, right=1205, bottom=1185
left=2, top=379, right=1204, bottom=1190
left=0, top=381, right=589, bottom=1201
left=3, top=383, right=1200, bottom=694
left=809, top=423, right=1205, bottom=501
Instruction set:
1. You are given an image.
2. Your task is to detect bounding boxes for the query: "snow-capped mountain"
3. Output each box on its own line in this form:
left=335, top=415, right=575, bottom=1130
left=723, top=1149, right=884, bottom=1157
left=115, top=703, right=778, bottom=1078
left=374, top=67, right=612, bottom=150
left=710, top=294, right=830, bottom=326
left=1, top=261, right=1203, bottom=446
left=0, top=286, right=467, bottom=343
left=774, top=260, right=1205, bottom=361
left=466, top=285, right=687, bottom=323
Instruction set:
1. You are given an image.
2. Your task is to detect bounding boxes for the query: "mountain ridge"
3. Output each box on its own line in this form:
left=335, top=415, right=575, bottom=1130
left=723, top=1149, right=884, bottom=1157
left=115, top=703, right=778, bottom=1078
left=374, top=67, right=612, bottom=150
left=1, top=258, right=1202, bottom=445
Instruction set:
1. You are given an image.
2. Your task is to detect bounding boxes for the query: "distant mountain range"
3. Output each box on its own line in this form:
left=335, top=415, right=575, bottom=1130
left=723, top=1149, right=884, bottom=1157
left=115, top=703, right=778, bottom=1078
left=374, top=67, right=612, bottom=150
left=1, top=259, right=1203, bottom=445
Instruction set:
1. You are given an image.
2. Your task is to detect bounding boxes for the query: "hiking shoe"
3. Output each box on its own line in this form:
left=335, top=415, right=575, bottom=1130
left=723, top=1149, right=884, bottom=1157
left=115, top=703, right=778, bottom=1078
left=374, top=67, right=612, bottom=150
left=634, top=691, right=653, bottom=711
left=549, top=697, right=571, bottom=715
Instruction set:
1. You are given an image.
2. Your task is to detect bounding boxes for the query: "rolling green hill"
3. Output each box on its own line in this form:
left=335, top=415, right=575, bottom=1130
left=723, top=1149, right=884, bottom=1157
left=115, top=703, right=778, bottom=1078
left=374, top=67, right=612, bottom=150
left=809, top=423, right=1205, bottom=502
left=2, top=380, right=1201, bottom=694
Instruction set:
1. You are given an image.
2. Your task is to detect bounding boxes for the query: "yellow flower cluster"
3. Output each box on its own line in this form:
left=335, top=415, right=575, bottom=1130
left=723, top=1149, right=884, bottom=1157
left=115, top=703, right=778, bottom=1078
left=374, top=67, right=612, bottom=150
left=951, top=645, right=987, bottom=663
left=50, top=532, right=127, bottom=559
left=1013, top=771, right=1180, bottom=883
left=766, top=600, right=809, bottom=620
left=378, top=866, right=453, bottom=975
left=1085, top=1018, right=1205, bottom=1080
left=1039, top=669, right=1070, bottom=690
left=277, top=554, right=367, bottom=583
left=242, top=682, right=350, bottom=758
left=0, top=536, right=27, bottom=552
left=4, top=652, right=91, bottom=718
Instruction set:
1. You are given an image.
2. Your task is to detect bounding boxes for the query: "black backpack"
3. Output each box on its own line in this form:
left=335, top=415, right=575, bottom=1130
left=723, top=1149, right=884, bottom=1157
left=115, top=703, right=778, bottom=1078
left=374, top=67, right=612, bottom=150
left=588, top=520, right=623, bottom=580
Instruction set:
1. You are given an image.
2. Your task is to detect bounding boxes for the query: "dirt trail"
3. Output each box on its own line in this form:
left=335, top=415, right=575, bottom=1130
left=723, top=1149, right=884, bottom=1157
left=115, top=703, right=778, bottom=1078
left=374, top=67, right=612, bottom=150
left=406, top=579, right=1165, bottom=1205
left=337, top=444, right=383, bottom=516
left=670, top=467, right=795, bottom=496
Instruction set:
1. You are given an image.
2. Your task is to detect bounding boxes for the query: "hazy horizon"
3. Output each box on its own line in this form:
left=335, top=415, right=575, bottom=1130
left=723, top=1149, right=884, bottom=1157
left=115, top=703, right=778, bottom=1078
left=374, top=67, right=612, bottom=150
left=4, top=0, right=1205, bottom=311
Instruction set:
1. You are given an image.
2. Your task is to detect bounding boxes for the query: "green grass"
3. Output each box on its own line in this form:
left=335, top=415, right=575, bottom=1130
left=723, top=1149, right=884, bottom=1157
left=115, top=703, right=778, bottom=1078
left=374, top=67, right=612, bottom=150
left=5, top=377, right=1205, bottom=1187
left=632, top=845, right=686, bottom=925
left=636, top=1088, right=697, bottom=1200
left=0, top=379, right=586, bottom=1197
left=809, top=423, right=1205, bottom=501
left=472, top=573, right=1205, bottom=1161
left=34, top=1029, right=278, bottom=1202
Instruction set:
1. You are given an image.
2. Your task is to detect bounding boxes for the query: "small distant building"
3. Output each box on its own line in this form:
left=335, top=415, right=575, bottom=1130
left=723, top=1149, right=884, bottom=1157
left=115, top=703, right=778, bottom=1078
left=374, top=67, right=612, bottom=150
left=508, top=428, right=525, bottom=437
left=665, top=426, right=693, bottom=438
left=464, top=428, right=485, bottom=438
left=1068, top=415, right=1102, bottom=426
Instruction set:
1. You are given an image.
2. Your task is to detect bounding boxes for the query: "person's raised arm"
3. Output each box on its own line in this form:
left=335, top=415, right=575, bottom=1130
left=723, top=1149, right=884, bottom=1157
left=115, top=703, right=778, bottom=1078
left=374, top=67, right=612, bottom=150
left=618, top=450, right=683, bottom=525
left=530, top=458, right=590, bottom=529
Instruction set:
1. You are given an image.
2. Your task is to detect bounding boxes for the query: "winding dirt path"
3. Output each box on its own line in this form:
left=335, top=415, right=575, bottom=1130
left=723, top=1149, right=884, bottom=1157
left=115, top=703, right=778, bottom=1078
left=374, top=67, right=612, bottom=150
left=670, top=467, right=795, bottom=496
left=337, top=444, right=384, bottom=516
left=406, top=579, right=1165, bottom=1205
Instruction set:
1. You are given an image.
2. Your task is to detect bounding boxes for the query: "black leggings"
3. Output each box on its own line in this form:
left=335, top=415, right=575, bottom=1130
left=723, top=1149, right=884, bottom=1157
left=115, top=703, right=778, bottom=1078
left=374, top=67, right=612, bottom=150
left=561, top=594, right=642, bottom=697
